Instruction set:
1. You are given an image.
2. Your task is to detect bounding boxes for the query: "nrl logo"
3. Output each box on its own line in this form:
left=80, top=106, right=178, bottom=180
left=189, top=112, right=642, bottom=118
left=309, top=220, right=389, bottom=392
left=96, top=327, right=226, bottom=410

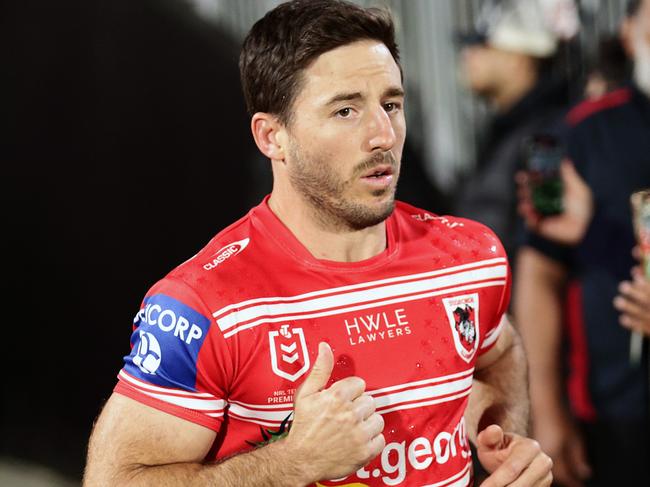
left=268, top=325, right=310, bottom=382
left=442, top=293, right=480, bottom=363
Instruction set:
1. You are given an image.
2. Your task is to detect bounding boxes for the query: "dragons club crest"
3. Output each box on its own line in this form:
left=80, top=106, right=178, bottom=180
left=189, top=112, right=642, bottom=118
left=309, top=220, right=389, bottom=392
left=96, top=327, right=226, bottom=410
left=442, top=293, right=480, bottom=363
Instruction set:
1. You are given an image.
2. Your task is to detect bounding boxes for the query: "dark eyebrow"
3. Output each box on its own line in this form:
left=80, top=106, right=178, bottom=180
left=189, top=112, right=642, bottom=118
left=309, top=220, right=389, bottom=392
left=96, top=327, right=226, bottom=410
left=324, top=87, right=405, bottom=107
left=325, top=92, right=363, bottom=106
left=384, top=87, right=405, bottom=98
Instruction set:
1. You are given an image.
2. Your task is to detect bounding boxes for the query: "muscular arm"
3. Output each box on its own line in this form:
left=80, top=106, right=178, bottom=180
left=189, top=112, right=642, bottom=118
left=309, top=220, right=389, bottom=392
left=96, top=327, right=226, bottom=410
left=463, top=300, right=553, bottom=486
left=83, top=393, right=306, bottom=487
left=465, top=315, right=529, bottom=442
left=84, top=343, right=385, bottom=487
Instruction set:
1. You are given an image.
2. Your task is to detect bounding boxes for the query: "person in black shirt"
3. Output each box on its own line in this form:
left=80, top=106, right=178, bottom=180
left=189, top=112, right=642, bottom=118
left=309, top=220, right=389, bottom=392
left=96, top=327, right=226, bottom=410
left=455, top=0, right=571, bottom=262
left=516, top=1, right=650, bottom=485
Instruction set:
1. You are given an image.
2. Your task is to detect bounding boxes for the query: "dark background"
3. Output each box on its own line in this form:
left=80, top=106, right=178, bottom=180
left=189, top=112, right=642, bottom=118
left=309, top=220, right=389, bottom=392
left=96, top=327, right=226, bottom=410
left=2, top=0, right=265, bottom=480
left=1, top=0, right=444, bottom=481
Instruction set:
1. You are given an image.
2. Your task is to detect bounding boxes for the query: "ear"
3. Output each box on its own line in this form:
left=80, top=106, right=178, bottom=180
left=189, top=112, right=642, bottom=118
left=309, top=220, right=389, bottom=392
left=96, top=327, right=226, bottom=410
left=251, top=112, right=287, bottom=162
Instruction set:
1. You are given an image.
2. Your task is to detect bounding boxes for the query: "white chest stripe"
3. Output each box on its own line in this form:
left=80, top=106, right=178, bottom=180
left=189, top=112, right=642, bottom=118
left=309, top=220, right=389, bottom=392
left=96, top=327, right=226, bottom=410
left=216, top=263, right=507, bottom=339
left=213, top=257, right=506, bottom=320
left=225, top=369, right=474, bottom=426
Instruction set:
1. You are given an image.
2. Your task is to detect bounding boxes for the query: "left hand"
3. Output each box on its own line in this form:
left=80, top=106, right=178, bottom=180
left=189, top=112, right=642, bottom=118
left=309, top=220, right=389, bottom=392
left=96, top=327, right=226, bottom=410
left=477, top=424, right=553, bottom=487
left=614, top=264, right=650, bottom=336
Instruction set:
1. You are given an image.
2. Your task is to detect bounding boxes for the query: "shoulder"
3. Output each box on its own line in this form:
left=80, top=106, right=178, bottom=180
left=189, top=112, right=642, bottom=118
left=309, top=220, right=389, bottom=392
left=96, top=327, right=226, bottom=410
left=163, top=208, right=258, bottom=295
left=393, top=201, right=507, bottom=260
left=565, top=87, right=633, bottom=127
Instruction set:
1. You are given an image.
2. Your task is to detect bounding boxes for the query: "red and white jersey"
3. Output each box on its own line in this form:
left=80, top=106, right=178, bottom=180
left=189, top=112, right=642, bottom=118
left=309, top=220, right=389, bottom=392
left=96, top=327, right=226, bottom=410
left=115, top=197, right=510, bottom=487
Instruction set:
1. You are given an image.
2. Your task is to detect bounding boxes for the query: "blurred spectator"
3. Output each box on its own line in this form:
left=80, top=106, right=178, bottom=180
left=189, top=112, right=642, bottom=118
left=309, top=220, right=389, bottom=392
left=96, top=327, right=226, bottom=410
left=454, top=0, right=573, bottom=261
left=515, top=0, right=650, bottom=485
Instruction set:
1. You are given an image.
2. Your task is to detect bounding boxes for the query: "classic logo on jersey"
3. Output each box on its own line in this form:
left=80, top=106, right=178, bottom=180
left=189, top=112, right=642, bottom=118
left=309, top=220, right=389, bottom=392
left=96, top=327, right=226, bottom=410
left=442, top=293, right=480, bottom=363
left=268, top=325, right=310, bottom=382
left=133, top=330, right=162, bottom=374
left=203, top=238, right=250, bottom=271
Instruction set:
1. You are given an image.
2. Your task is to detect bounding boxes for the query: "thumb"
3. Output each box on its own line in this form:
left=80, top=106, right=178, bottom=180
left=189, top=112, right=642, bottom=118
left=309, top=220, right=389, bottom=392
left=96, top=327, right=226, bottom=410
left=477, top=424, right=504, bottom=451
left=296, top=342, right=334, bottom=398
left=561, top=159, right=588, bottom=192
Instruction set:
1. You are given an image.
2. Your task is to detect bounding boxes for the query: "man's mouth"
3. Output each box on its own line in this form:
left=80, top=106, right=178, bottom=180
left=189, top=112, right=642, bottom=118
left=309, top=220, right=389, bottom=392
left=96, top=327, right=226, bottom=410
left=362, top=164, right=394, bottom=178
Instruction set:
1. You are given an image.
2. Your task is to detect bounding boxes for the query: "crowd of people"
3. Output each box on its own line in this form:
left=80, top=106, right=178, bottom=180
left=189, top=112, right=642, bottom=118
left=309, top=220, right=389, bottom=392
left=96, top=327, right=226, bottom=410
left=457, top=0, right=650, bottom=485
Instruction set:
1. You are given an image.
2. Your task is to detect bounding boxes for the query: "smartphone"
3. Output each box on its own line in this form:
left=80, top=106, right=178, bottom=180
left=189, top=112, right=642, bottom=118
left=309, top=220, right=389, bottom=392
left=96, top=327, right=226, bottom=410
left=525, top=134, right=564, bottom=216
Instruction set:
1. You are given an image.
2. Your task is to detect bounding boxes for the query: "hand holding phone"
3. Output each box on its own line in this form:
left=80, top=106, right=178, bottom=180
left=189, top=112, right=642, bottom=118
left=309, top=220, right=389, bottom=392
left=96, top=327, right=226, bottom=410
left=517, top=137, right=593, bottom=246
left=525, top=134, right=564, bottom=216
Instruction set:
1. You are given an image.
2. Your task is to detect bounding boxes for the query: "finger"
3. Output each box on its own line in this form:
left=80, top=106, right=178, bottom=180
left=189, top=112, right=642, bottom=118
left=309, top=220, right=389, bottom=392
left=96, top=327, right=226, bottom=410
left=632, top=269, right=650, bottom=287
left=366, top=432, right=386, bottom=460
left=507, top=453, right=553, bottom=487
left=620, top=315, right=650, bottom=335
left=517, top=183, right=532, bottom=202
left=560, top=159, right=584, bottom=189
left=617, top=281, right=650, bottom=309
left=327, top=375, right=367, bottom=402
left=481, top=438, right=540, bottom=486
left=361, top=412, right=385, bottom=440
left=614, top=295, right=650, bottom=320
left=296, top=342, right=333, bottom=398
left=352, top=393, right=376, bottom=421
left=537, top=472, right=553, bottom=487
left=517, top=201, right=539, bottom=226
left=632, top=265, right=646, bottom=279
left=477, top=424, right=505, bottom=451
left=632, top=246, right=642, bottom=261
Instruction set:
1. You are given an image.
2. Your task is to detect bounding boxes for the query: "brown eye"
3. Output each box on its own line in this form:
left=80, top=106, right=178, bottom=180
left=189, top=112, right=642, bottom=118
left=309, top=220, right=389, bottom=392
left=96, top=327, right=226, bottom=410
left=337, top=107, right=352, bottom=118
left=384, top=102, right=398, bottom=112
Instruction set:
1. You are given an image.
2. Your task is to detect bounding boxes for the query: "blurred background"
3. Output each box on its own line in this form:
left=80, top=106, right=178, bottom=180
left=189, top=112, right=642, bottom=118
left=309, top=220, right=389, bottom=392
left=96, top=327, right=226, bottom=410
left=1, top=0, right=633, bottom=485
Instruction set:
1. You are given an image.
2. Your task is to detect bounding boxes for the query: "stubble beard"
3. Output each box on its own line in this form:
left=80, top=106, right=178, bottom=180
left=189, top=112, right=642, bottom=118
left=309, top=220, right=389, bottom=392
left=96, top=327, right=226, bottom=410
left=287, top=146, right=398, bottom=232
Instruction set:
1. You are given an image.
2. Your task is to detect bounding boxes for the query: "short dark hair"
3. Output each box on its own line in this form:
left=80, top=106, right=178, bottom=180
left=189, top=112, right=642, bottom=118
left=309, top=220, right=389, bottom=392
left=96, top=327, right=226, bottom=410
left=239, top=0, right=401, bottom=124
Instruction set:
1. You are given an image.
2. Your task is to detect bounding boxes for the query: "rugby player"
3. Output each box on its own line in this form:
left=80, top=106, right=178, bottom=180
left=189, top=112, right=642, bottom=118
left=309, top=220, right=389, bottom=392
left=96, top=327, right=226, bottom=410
left=84, top=1, right=552, bottom=485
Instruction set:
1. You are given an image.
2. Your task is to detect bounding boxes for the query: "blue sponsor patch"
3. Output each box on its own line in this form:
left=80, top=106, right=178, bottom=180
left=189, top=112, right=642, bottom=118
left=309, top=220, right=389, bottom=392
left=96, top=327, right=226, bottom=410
left=124, top=294, right=211, bottom=391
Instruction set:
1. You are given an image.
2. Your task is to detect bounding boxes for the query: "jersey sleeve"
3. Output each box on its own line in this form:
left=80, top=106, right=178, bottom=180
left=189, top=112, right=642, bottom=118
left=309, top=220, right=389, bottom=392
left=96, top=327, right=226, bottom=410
left=114, top=277, right=231, bottom=432
left=478, top=262, right=511, bottom=357
left=476, top=226, right=512, bottom=357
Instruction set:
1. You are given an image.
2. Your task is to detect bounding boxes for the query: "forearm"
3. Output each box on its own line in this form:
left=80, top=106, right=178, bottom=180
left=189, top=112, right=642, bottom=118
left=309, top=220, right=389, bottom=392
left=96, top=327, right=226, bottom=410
left=84, top=394, right=312, bottom=487
left=466, top=326, right=529, bottom=441
left=86, top=440, right=310, bottom=487
left=513, top=247, right=568, bottom=418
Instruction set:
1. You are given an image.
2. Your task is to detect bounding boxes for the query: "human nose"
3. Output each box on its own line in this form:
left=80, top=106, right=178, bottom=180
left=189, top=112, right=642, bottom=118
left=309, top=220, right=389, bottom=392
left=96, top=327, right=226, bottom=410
left=365, top=106, right=396, bottom=153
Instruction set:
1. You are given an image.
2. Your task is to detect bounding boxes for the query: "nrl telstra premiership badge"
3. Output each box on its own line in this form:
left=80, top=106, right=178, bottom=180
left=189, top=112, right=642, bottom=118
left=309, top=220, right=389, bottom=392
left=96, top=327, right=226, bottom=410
left=268, top=324, right=310, bottom=382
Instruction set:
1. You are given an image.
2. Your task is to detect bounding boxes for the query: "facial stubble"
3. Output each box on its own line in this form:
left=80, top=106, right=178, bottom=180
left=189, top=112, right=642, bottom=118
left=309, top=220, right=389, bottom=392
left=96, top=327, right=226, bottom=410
left=287, top=146, right=399, bottom=232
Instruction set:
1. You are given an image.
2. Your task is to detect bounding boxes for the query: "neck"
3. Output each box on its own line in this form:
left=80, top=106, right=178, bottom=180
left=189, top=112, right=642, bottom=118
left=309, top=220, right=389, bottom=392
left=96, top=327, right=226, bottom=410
left=268, top=189, right=388, bottom=263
